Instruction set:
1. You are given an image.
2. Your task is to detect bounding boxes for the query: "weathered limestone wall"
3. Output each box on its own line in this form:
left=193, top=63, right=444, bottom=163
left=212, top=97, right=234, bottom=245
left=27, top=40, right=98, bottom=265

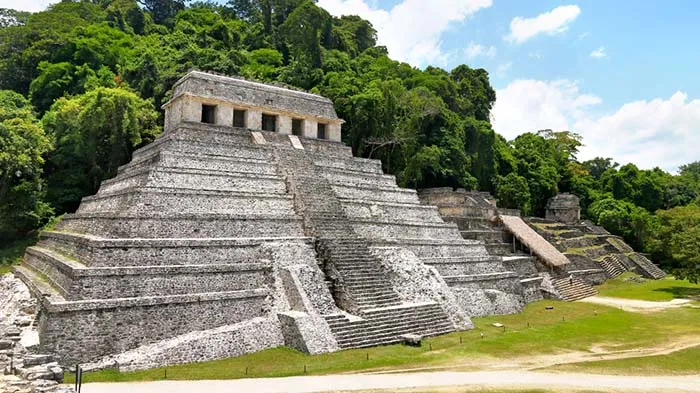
left=163, top=71, right=343, bottom=142
left=545, top=193, right=581, bottom=224
left=85, top=317, right=284, bottom=372
left=36, top=291, right=269, bottom=364
left=370, top=247, right=473, bottom=330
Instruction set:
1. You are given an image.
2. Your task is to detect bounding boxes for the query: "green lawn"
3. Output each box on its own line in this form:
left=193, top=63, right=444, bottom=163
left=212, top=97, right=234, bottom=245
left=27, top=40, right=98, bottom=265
left=597, top=273, right=700, bottom=301
left=552, top=345, right=700, bottom=376
left=71, top=297, right=700, bottom=383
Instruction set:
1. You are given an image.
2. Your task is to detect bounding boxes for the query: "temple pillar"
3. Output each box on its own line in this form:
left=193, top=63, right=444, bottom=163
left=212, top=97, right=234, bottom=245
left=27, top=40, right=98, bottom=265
left=278, top=115, right=292, bottom=135
left=246, top=110, right=262, bottom=130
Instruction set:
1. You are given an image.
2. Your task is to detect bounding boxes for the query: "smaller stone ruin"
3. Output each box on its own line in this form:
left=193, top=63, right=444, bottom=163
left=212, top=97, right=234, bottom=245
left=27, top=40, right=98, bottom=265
left=545, top=193, right=581, bottom=224
left=0, top=274, right=74, bottom=393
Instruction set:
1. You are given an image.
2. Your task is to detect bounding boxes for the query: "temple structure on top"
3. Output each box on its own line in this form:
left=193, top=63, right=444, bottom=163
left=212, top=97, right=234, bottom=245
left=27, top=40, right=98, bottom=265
left=13, top=71, right=665, bottom=371
left=163, top=71, right=343, bottom=141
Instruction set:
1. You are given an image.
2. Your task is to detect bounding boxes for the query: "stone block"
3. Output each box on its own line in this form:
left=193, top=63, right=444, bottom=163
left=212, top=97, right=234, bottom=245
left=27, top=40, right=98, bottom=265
left=21, top=355, right=54, bottom=367
left=400, top=334, right=422, bottom=347
left=215, top=104, right=233, bottom=126
left=17, top=366, right=53, bottom=381
left=246, top=109, right=262, bottom=130
left=277, top=311, right=339, bottom=354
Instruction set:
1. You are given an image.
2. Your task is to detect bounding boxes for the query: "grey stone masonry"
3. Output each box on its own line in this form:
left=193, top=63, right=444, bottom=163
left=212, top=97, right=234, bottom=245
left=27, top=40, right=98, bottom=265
left=14, top=73, right=586, bottom=369
left=276, top=147, right=458, bottom=345
left=527, top=215, right=665, bottom=292
left=163, top=71, right=342, bottom=141
left=545, top=193, right=581, bottom=224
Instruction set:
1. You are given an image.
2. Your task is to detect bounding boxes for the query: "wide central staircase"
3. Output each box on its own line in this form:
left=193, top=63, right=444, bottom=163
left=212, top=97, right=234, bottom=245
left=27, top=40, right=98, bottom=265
left=278, top=149, right=454, bottom=349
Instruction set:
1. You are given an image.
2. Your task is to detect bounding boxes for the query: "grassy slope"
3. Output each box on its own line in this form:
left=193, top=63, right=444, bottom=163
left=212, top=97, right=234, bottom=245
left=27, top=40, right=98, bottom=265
left=597, top=272, right=700, bottom=301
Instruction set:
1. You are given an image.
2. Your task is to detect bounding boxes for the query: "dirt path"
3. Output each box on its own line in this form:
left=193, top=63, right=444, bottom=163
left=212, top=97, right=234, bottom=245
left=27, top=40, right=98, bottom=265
left=357, top=334, right=700, bottom=375
left=82, top=371, right=700, bottom=393
left=580, top=296, right=694, bottom=312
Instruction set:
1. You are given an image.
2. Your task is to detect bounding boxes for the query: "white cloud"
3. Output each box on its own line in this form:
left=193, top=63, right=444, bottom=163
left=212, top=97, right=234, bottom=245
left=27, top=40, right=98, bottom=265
left=0, top=0, right=53, bottom=12
left=492, top=79, right=600, bottom=140
left=590, top=46, right=606, bottom=58
left=528, top=51, right=544, bottom=60
left=492, top=79, right=700, bottom=171
left=465, top=42, right=496, bottom=59
left=505, top=5, right=581, bottom=44
left=318, top=0, right=492, bottom=67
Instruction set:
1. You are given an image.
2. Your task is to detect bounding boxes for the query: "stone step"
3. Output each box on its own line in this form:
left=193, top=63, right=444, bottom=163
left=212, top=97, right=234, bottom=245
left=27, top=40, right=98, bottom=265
left=337, top=327, right=456, bottom=349
left=39, top=230, right=313, bottom=267
left=328, top=310, right=445, bottom=330
left=312, top=156, right=384, bottom=175
left=98, top=166, right=287, bottom=196
left=599, top=255, right=626, bottom=278
left=460, top=230, right=505, bottom=242
left=332, top=319, right=453, bottom=340
left=330, top=183, right=420, bottom=204
left=78, top=187, right=295, bottom=215
left=58, top=212, right=305, bottom=239
left=321, top=169, right=398, bottom=188
left=485, top=242, right=516, bottom=256
left=551, top=276, right=598, bottom=301
left=628, top=253, right=665, bottom=279
left=330, top=315, right=454, bottom=334
left=24, top=246, right=271, bottom=300
left=132, top=134, right=274, bottom=162
left=442, top=271, right=520, bottom=285
left=330, top=316, right=454, bottom=348
left=118, top=150, right=276, bottom=177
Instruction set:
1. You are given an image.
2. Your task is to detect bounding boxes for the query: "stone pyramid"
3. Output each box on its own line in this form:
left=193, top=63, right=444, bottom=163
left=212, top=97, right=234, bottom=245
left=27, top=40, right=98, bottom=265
left=16, top=72, right=529, bottom=367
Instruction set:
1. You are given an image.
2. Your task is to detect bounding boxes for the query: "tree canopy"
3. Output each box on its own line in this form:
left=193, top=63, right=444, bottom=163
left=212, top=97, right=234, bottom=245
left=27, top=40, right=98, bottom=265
left=0, top=0, right=697, bottom=281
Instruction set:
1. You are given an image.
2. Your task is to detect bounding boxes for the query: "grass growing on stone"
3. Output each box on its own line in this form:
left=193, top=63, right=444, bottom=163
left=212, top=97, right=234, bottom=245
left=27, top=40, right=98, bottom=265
left=71, top=297, right=700, bottom=383
left=551, top=345, right=700, bottom=376
left=597, top=273, right=700, bottom=301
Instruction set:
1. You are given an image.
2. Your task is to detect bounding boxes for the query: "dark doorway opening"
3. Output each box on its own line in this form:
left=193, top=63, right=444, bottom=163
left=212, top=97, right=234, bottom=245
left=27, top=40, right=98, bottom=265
left=233, top=109, right=246, bottom=128
left=262, top=114, right=277, bottom=132
left=201, top=104, right=216, bottom=124
left=317, top=123, right=327, bottom=139
left=292, top=118, right=303, bottom=136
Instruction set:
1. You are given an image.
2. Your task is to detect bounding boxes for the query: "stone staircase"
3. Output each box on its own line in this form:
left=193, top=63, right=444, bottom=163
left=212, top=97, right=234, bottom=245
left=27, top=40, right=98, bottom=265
left=319, top=238, right=402, bottom=309
left=278, top=149, right=455, bottom=344
left=629, top=253, right=666, bottom=279
left=600, top=255, right=626, bottom=278
left=325, top=303, right=454, bottom=349
left=551, top=276, right=598, bottom=301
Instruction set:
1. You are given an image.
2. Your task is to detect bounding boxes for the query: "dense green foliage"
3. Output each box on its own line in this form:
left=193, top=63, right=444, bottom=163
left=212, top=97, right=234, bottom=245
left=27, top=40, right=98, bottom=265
left=0, top=0, right=697, bottom=281
left=0, top=91, right=52, bottom=239
left=43, top=87, right=159, bottom=213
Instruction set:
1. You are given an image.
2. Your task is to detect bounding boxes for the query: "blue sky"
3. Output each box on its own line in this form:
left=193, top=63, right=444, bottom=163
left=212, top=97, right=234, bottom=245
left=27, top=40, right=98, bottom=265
left=318, top=0, right=700, bottom=171
left=6, top=0, right=700, bottom=171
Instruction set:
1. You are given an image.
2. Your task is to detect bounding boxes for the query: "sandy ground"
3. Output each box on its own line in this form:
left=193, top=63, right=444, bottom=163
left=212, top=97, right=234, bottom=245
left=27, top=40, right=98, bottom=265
left=81, top=371, right=700, bottom=393
left=580, top=295, right=693, bottom=312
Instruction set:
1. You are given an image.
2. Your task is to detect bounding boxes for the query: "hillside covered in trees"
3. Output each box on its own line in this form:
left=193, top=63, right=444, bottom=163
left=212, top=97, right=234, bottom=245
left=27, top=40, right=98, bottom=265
left=0, top=0, right=698, bottom=282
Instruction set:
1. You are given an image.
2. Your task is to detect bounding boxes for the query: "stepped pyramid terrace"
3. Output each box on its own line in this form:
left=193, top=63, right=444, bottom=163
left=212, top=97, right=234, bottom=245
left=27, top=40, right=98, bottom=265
left=13, top=71, right=666, bottom=370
